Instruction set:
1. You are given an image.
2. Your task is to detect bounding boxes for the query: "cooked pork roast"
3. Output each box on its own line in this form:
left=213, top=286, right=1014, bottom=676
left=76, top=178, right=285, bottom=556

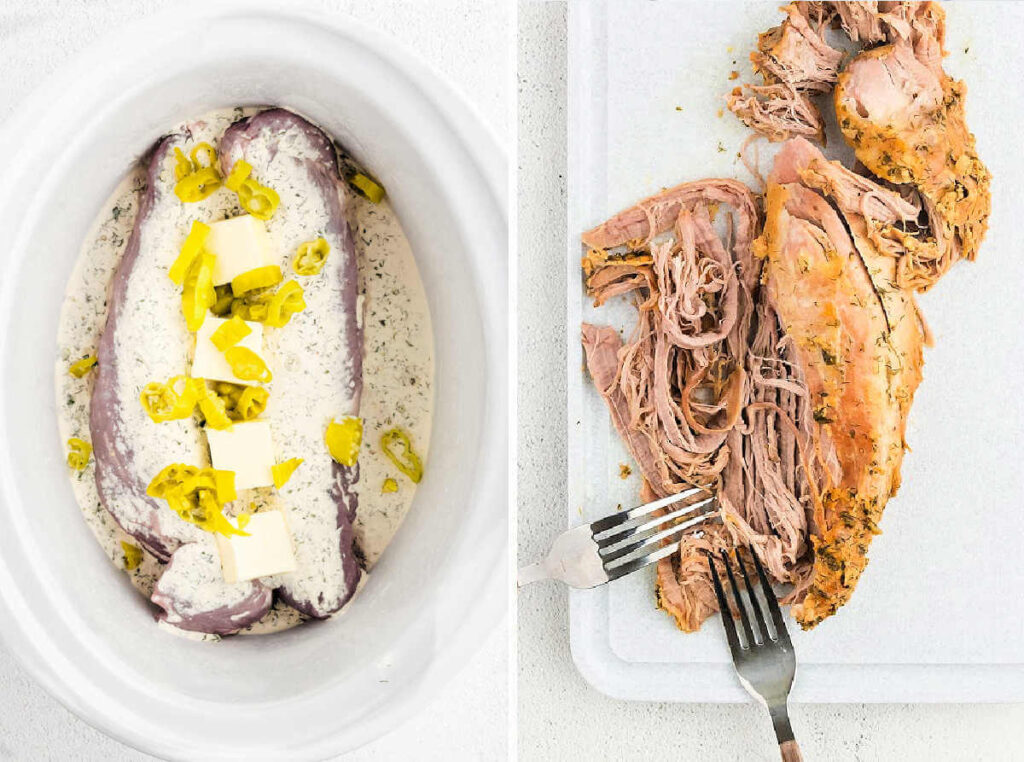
left=581, top=1, right=988, bottom=630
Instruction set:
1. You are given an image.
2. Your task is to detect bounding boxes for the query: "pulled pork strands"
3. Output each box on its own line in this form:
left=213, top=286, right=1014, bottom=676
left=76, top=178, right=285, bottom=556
left=581, top=179, right=835, bottom=632
left=727, top=2, right=936, bottom=145
left=729, top=1, right=991, bottom=291
left=727, top=3, right=842, bottom=143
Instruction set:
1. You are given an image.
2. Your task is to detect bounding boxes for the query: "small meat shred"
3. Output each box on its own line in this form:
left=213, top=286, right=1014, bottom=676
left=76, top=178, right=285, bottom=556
left=727, top=3, right=841, bottom=143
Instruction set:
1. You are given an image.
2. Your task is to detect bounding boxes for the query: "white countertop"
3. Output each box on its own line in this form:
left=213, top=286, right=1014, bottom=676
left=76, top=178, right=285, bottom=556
left=0, top=1, right=509, bottom=759
left=516, top=1, right=1024, bottom=759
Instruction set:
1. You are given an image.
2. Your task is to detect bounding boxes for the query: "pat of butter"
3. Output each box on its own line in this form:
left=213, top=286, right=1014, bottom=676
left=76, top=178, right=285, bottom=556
left=191, top=316, right=266, bottom=385
left=206, top=420, right=276, bottom=490
left=216, top=510, right=296, bottom=584
left=206, top=215, right=274, bottom=286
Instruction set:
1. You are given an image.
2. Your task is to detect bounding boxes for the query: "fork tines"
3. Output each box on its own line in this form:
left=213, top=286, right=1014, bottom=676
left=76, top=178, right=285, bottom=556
left=593, top=486, right=717, bottom=582
left=707, top=547, right=791, bottom=652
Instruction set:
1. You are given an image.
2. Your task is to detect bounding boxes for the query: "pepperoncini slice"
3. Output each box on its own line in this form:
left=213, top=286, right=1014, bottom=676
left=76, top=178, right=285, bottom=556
left=181, top=251, right=217, bottom=332
left=140, top=376, right=197, bottom=423
left=380, top=428, right=423, bottom=483
left=272, top=458, right=304, bottom=489
left=211, top=284, right=234, bottom=316
left=235, top=385, right=269, bottom=420
left=147, top=463, right=199, bottom=497
left=69, top=355, right=98, bottom=378
left=382, top=478, right=399, bottom=494
left=231, top=265, right=283, bottom=296
left=224, top=346, right=272, bottom=383
left=66, top=438, right=92, bottom=471
left=212, top=380, right=243, bottom=399
left=236, top=511, right=252, bottom=530
left=190, top=142, right=217, bottom=170
left=351, top=173, right=385, bottom=203
left=168, top=220, right=212, bottom=286
left=224, top=159, right=253, bottom=192
left=173, top=148, right=194, bottom=181
left=210, top=314, right=252, bottom=351
left=174, top=166, right=222, bottom=203
left=264, top=280, right=306, bottom=328
left=292, top=237, right=330, bottom=276
left=196, top=384, right=234, bottom=430
left=121, top=541, right=144, bottom=571
left=236, top=177, right=280, bottom=221
left=325, top=417, right=363, bottom=467
left=147, top=464, right=245, bottom=537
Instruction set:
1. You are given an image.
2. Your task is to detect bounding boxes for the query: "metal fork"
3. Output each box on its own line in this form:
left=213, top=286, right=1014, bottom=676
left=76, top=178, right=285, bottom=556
left=708, top=548, right=803, bottom=762
left=517, top=485, right=716, bottom=588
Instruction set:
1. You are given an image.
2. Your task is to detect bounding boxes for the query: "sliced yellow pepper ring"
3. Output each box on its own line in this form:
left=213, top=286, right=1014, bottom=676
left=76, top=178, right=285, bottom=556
left=382, top=478, right=399, bottom=494
left=236, top=512, right=252, bottom=530
left=210, top=314, right=252, bottom=351
left=181, top=251, right=217, bottom=332
left=380, top=428, right=423, bottom=483
left=174, top=166, right=222, bottom=203
left=237, top=177, right=280, bottom=221
left=231, top=265, right=283, bottom=296
left=66, top=438, right=92, bottom=471
left=168, top=220, right=211, bottom=286
left=121, top=541, right=144, bottom=571
left=224, top=346, right=272, bottom=383
left=292, top=237, right=330, bottom=276
left=264, top=280, right=306, bottom=328
left=173, top=148, right=194, bottom=182
left=196, top=384, right=234, bottom=430
left=190, top=142, right=217, bottom=170
left=235, top=385, right=269, bottom=420
left=147, top=464, right=245, bottom=537
left=69, top=355, right=98, bottom=378
left=147, top=463, right=199, bottom=496
left=325, top=417, right=363, bottom=467
left=212, top=380, right=244, bottom=403
left=224, top=159, right=252, bottom=192
left=211, top=284, right=234, bottom=316
left=207, top=382, right=243, bottom=420
left=351, top=173, right=385, bottom=203
left=272, top=458, right=304, bottom=489
left=140, top=375, right=198, bottom=423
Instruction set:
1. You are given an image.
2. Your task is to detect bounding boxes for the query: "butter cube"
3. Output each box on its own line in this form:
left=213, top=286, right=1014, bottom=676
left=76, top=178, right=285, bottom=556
left=216, top=510, right=296, bottom=583
left=206, top=420, right=276, bottom=490
left=206, top=215, right=274, bottom=286
left=191, top=316, right=266, bottom=385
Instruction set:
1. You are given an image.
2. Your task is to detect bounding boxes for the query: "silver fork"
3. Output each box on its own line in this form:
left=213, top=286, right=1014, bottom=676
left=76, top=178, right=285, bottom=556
left=708, top=548, right=803, bottom=762
left=517, top=485, right=716, bottom=588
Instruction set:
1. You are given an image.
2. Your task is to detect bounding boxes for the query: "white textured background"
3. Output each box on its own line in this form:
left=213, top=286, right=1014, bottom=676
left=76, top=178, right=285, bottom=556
left=0, top=1, right=509, bottom=760
left=517, top=1, right=1024, bottom=760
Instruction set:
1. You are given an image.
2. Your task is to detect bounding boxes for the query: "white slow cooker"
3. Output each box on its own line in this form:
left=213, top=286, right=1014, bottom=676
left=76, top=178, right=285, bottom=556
left=0, top=3, right=507, bottom=759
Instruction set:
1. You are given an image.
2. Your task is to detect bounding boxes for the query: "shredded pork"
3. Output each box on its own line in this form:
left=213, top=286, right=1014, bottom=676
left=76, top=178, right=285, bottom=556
left=581, top=179, right=837, bottom=631
left=581, top=1, right=989, bottom=631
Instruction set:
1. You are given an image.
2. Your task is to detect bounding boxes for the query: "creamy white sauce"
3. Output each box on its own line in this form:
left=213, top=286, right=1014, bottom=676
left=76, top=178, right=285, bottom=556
left=55, top=108, right=434, bottom=638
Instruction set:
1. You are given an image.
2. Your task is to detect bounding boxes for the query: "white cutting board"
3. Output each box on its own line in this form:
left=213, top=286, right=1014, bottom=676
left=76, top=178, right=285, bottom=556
left=567, top=0, right=1024, bottom=702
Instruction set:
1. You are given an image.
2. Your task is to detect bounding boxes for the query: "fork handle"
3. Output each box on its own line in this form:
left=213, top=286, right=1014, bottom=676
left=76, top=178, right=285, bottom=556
left=779, top=739, right=803, bottom=762
left=771, top=705, right=802, bottom=761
